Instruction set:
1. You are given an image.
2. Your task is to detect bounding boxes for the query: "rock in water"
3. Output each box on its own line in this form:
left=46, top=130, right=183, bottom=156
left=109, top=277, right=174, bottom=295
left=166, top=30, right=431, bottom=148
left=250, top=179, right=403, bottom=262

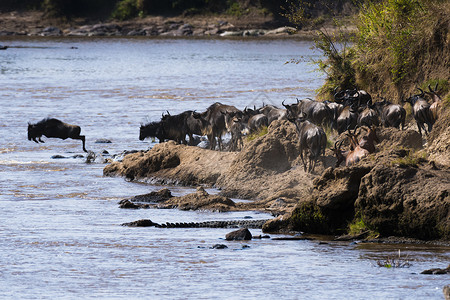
left=225, top=228, right=252, bottom=241
left=211, top=244, right=228, bottom=249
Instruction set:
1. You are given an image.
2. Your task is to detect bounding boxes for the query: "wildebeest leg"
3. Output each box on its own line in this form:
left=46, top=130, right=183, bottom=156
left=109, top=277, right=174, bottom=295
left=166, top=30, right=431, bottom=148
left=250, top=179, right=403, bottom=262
left=218, top=136, right=223, bottom=151
left=416, top=122, right=422, bottom=136
left=207, top=134, right=215, bottom=150
left=32, top=137, right=40, bottom=143
left=38, top=137, right=45, bottom=143
left=76, top=135, right=87, bottom=152
left=309, top=155, right=315, bottom=173
left=300, top=151, right=307, bottom=172
left=427, top=122, right=432, bottom=134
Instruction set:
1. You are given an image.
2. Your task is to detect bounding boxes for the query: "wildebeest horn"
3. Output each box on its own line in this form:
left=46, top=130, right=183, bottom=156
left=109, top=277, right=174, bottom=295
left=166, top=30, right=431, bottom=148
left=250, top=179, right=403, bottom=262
left=334, top=86, right=339, bottom=94
left=361, top=125, right=369, bottom=132
left=416, top=87, right=424, bottom=97
left=334, top=91, right=344, bottom=102
left=334, top=139, right=344, bottom=150
left=281, top=100, right=287, bottom=108
left=166, top=110, right=171, bottom=116
left=296, top=98, right=300, bottom=104
left=428, top=83, right=439, bottom=93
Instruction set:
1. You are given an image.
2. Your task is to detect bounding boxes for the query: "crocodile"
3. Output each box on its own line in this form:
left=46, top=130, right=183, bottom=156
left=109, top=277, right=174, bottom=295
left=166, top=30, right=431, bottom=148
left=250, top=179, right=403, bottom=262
left=121, top=219, right=269, bottom=229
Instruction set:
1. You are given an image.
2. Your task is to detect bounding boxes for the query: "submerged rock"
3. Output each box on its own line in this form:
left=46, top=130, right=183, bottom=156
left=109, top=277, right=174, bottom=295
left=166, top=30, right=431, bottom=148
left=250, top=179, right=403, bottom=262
left=158, top=187, right=236, bottom=212
left=211, top=244, right=228, bottom=249
left=421, top=264, right=450, bottom=274
left=226, top=228, right=252, bottom=241
left=126, top=188, right=173, bottom=203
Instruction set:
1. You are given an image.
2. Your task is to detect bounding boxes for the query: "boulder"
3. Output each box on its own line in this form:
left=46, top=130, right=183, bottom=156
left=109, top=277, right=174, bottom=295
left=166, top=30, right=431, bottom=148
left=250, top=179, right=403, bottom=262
left=421, top=264, right=450, bottom=274
left=356, top=164, right=450, bottom=240
left=158, top=187, right=236, bottom=212
left=126, top=188, right=173, bottom=203
left=118, top=199, right=140, bottom=209
left=265, top=26, right=297, bottom=35
left=40, top=26, right=62, bottom=36
left=225, top=228, right=252, bottom=241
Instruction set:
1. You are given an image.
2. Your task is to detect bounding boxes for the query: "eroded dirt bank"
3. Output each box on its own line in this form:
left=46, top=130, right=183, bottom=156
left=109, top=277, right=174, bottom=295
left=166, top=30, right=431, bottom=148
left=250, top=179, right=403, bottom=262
left=104, top=120, right=313, bottom=214
left=104, top=115, right=450, bottom=241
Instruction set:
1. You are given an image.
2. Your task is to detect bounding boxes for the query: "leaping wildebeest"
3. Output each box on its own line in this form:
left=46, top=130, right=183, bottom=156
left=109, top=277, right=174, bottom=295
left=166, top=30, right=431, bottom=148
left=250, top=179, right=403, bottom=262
left=28, top=118, right=87, bottom=152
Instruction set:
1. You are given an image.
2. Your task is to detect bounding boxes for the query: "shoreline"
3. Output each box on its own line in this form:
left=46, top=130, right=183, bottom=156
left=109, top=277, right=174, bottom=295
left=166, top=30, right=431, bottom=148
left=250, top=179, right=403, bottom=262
left=104, top=120, right=450, bottom=243
left=0, top=10, right=355, bottom=39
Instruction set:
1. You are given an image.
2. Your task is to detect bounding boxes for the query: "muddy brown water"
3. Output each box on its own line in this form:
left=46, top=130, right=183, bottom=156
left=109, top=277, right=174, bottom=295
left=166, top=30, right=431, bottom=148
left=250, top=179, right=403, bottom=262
left=0, top=37, right=448, bottom=299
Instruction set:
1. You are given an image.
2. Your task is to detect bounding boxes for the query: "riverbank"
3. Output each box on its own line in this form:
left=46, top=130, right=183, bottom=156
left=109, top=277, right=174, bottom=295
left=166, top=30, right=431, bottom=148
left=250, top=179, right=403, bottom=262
left=104, top=112, right=450, bottom=242
left=0, top=10, right=355, bottom=38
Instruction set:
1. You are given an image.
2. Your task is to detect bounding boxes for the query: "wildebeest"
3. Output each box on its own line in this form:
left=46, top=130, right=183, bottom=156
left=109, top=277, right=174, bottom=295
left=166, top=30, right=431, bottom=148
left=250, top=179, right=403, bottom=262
left=139, top=121, right=165, bottom=143
left=336, top=104, right=358, bottom=134
left=242, top=106, right=268, bottom=133
left=334, top=88, right=372, bottom=108
left=425, top=83, right=442, bottom=122
left=357, top=126, right=379, bottom=153
left=259, top=104, right=287, bottom=124
left=288, top=115, right=327, bottom=172
left=193, top=102, right=241, bottom=150
left=185, top=111, right=209, bottom=146
left=283, top=98, right=333, bottom=128
left=160, top=111, right=190, bottom=144
left=403, top=88, right=434, bottom=136
left=228, top=116, right=245, bottom=151
left=323, top=100, right=343, bottom=130
left=357, top=102, right=379, bottom=128
left=331, top=129, right=370, bottom=167
left=27, top=118, right=87, bottom=152
left=248, top=114, right=268, bottom=133
left=373, top=98, right=406, bottom=129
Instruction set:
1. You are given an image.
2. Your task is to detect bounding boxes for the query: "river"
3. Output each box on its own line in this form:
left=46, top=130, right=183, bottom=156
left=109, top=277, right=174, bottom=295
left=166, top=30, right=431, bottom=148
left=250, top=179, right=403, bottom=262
left=0, top=37, right=448, bottom=299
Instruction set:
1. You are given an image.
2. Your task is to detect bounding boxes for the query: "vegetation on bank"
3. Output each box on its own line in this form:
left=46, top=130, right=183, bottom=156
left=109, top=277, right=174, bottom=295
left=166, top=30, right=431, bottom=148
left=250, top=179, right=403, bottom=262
left=0, top=0, right=283, bottom=20
left=0, top=0, right=357, bottom=22
left=286, top=0, right=449, bottom=100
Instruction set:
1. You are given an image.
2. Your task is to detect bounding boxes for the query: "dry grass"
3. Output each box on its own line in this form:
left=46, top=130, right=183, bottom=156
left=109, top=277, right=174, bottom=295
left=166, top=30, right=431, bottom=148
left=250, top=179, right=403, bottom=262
left=354, top=1, right=450, bottom=101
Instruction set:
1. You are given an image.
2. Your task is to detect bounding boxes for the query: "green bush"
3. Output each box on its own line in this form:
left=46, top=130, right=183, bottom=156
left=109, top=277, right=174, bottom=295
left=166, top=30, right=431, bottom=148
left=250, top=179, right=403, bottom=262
left=111, top=0, right=141, bottom=20
left=246, top=126, right=268, bottom=142
left=285, top=0, right=450, bottom=100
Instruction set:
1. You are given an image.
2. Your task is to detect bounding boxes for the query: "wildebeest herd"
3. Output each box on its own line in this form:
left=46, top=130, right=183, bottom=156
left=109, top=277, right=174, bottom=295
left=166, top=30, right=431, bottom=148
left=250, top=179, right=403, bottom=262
left=28, top=85, right=443, bottom=173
